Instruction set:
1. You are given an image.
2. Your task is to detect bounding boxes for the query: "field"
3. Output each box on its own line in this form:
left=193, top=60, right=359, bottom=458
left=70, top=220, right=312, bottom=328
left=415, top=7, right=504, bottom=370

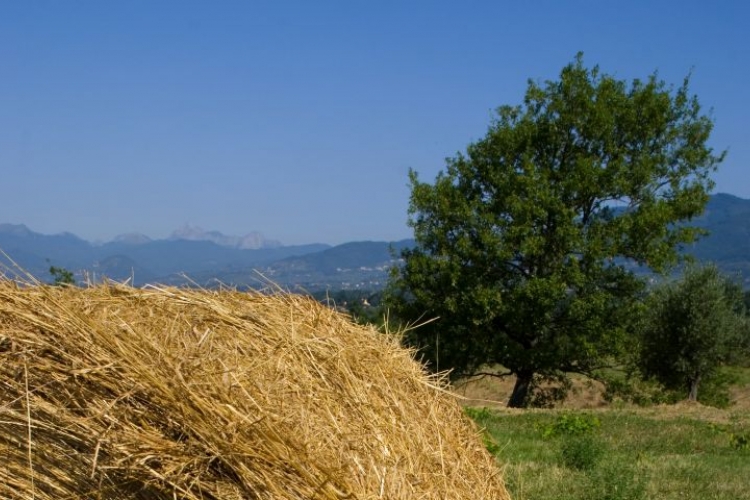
left=460, top=372, right=750, bottom=500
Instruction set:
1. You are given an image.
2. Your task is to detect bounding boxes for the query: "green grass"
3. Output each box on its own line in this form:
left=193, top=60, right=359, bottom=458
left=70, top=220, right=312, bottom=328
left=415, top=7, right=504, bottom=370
left=467, top=407, right=750, bottom=500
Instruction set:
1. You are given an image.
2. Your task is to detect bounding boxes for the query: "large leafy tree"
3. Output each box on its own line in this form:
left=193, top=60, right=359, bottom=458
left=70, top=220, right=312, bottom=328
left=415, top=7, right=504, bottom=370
left=638, top=264, right=748, bottom=402
left=387, top=54, right=725, bottom=407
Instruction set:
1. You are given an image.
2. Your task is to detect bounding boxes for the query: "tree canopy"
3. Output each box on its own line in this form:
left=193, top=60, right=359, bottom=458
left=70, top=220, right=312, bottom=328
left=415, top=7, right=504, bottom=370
left=387, top=54, right=725, bottom=407
left=638, top=264, right=748, bottom=402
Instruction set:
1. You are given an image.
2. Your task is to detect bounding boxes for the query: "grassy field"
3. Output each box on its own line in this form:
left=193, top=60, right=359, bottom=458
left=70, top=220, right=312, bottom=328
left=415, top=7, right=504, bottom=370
left=467, top=405, right=750, bottom=500
left=461, top=370, right=750, bottom=500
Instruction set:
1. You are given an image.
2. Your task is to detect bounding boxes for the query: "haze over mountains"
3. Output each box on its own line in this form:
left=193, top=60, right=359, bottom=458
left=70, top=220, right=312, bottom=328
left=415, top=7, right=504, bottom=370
left=0, top=222, right=406, bottom=290
left=2, top=193, right=750, bottom=290
left=167, top=224, right=283, bottom=250
left=109, top=225, right=282, bottom=249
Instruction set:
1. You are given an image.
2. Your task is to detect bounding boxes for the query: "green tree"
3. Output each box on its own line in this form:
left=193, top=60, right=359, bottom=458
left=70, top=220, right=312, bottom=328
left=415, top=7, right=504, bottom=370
left=638, top=264, right=748, bottom=402
left=387, top=54, right=724, bottom=407
left=49, top=265, right=76, bottom=286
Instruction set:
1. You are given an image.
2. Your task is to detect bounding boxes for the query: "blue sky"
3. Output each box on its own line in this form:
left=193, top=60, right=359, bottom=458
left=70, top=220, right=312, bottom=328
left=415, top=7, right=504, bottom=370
left=1, top=1, right=747, bottom=245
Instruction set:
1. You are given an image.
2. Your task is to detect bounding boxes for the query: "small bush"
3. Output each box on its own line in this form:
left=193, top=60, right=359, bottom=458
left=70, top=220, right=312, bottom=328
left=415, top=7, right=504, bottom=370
left=601, top=371, right=678, bottom=406
left=464, top=406, right=494, bottom=424
left=730, top=431, right=749, bottom=451
left=559, top=434, right=605, bottom=471
left=538, top=412, right=600, bottom=439
left=695, top=366, right=740, bottom=408
left=601, top=366, right=739, bottom=408
left=706, top=422, right=750, bottom=452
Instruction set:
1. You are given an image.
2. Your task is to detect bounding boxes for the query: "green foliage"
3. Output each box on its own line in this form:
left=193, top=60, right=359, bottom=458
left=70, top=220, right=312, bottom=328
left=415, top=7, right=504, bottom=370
left=638, top=264, right=749, bottom=402
left=463, top=405, right=495, bottom=423
left=49, top=265, right=75, bottom=286
left=538, top=412, right=601, bottom=439
left=601, top=370, right=680, bottom=406
left=696, top=366, right=740, bottom=408
left=560, top=434, right=605, bottom=471
left=730, top=431, right=749, bottom=451
left=387, top=53, right=724, bottom=407
left=463, top=407, right=502, bottom=455
left=537, top=412, right=606, bottom=471
left=474, top=409, right=750, bottom=500
left=707, top=422, right=750, bottom=452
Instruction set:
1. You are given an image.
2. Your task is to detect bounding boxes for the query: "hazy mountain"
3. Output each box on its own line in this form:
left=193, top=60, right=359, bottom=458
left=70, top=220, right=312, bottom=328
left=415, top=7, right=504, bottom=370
left=0, top=224, right=95, bottom=276
left=685, top=193, right=750, bottom=280
left=111, top=233, right=153, bottom=245
left=0, top=225, right=328, bottom=286
left=169, top=224, right=281, bottom=249
left=2, top=193, right=750, bottom=289
left=271, top=240, right=412, bottom=274
left=0, top=223, right=34, bottom=237
left=248, top=240, right=414, bottom=291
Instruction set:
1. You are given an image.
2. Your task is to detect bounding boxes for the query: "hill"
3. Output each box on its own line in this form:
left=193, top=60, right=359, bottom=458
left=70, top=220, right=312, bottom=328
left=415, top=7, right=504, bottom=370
left=2, top=193, right=750, bottom=289
left=686, top=193, right=750, bottom=282
left=0, top=225, right=329, bottom=286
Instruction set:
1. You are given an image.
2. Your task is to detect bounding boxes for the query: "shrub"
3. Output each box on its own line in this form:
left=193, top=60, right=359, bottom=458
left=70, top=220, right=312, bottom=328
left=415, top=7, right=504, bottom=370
left=538, top=412, right=601, bottom=439
left=601, top=371, right=679, bottom=406
left=559, top=434, right=605, bottom=471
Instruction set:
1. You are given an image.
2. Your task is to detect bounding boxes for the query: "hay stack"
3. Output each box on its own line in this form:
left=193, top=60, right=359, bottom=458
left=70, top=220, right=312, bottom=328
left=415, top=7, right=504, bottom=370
left=0, top=281, right=509, bottom=499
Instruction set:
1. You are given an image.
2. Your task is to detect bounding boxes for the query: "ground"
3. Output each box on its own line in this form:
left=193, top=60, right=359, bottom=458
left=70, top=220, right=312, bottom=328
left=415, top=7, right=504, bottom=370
left=452, top=369, right=750, bottom=413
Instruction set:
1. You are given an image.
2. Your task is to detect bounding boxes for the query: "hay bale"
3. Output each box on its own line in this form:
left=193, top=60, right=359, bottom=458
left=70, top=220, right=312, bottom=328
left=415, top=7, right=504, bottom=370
left=0, top=282, right=510, bottom=499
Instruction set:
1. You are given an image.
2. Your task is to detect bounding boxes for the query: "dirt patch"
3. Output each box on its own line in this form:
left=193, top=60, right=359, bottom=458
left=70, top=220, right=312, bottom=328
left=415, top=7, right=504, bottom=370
left=452, top=370, right=750, bottom=426
left=633, top=400, right=745, bottom=425
left=452, top=373, right=608, bottom=409
left=729, top=382, right=750, bottom=412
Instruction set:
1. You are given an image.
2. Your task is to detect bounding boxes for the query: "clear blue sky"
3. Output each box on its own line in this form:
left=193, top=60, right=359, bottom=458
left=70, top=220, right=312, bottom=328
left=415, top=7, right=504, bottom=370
left=1, top=1, right=747, bottom=245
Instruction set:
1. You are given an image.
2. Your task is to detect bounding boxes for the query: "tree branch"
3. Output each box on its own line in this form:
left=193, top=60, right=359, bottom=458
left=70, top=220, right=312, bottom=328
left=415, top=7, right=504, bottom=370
left=458, top=370, right=515, bottom=381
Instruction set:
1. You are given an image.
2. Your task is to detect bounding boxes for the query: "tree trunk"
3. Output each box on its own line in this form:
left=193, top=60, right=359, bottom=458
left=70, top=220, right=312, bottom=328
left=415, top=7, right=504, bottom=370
left=508, top=370, right=535, bottom=408
left=688, top=374, right=701, bottom=402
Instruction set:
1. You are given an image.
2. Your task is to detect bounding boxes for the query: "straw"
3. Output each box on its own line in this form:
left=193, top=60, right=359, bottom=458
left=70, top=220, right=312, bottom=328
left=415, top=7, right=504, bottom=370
left=0, top=281, right=510, bottom=499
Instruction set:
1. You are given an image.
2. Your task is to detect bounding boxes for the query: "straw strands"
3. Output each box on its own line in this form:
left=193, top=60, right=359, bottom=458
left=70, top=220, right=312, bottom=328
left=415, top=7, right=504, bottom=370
left=0, top=281, right=510, bottom=499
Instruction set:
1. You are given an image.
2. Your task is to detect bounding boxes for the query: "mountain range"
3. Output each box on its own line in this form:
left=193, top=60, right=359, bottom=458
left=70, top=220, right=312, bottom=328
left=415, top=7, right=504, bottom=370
left=2, top=193, right=750, bottom=290
left=0, top=223, right=406, bottom=290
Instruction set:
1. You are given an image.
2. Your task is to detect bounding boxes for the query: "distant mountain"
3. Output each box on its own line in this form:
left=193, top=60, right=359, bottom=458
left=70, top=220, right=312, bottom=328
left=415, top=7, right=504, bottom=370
left=0, top=224, right=96, bottom=276
left=0, top=225, right=328, bottom=286
left=168, top=224, right=281, bottom=249
left=0, top=223, right=34, bottom=237
left=685, top=193, right=750, bottom=281
left=148, top=240, right=414, bottom=290
left=254, top=240, right=414, bottom=291
left=111, top=233, right=153, bottom=245
left=2, top=193, right=750, bottom=289
left=273, top=240, right=413, bottom=274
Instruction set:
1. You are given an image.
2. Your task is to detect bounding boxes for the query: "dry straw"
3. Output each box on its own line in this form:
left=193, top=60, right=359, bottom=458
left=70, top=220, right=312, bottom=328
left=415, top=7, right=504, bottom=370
left=0, top=280, right=510, bottom=499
